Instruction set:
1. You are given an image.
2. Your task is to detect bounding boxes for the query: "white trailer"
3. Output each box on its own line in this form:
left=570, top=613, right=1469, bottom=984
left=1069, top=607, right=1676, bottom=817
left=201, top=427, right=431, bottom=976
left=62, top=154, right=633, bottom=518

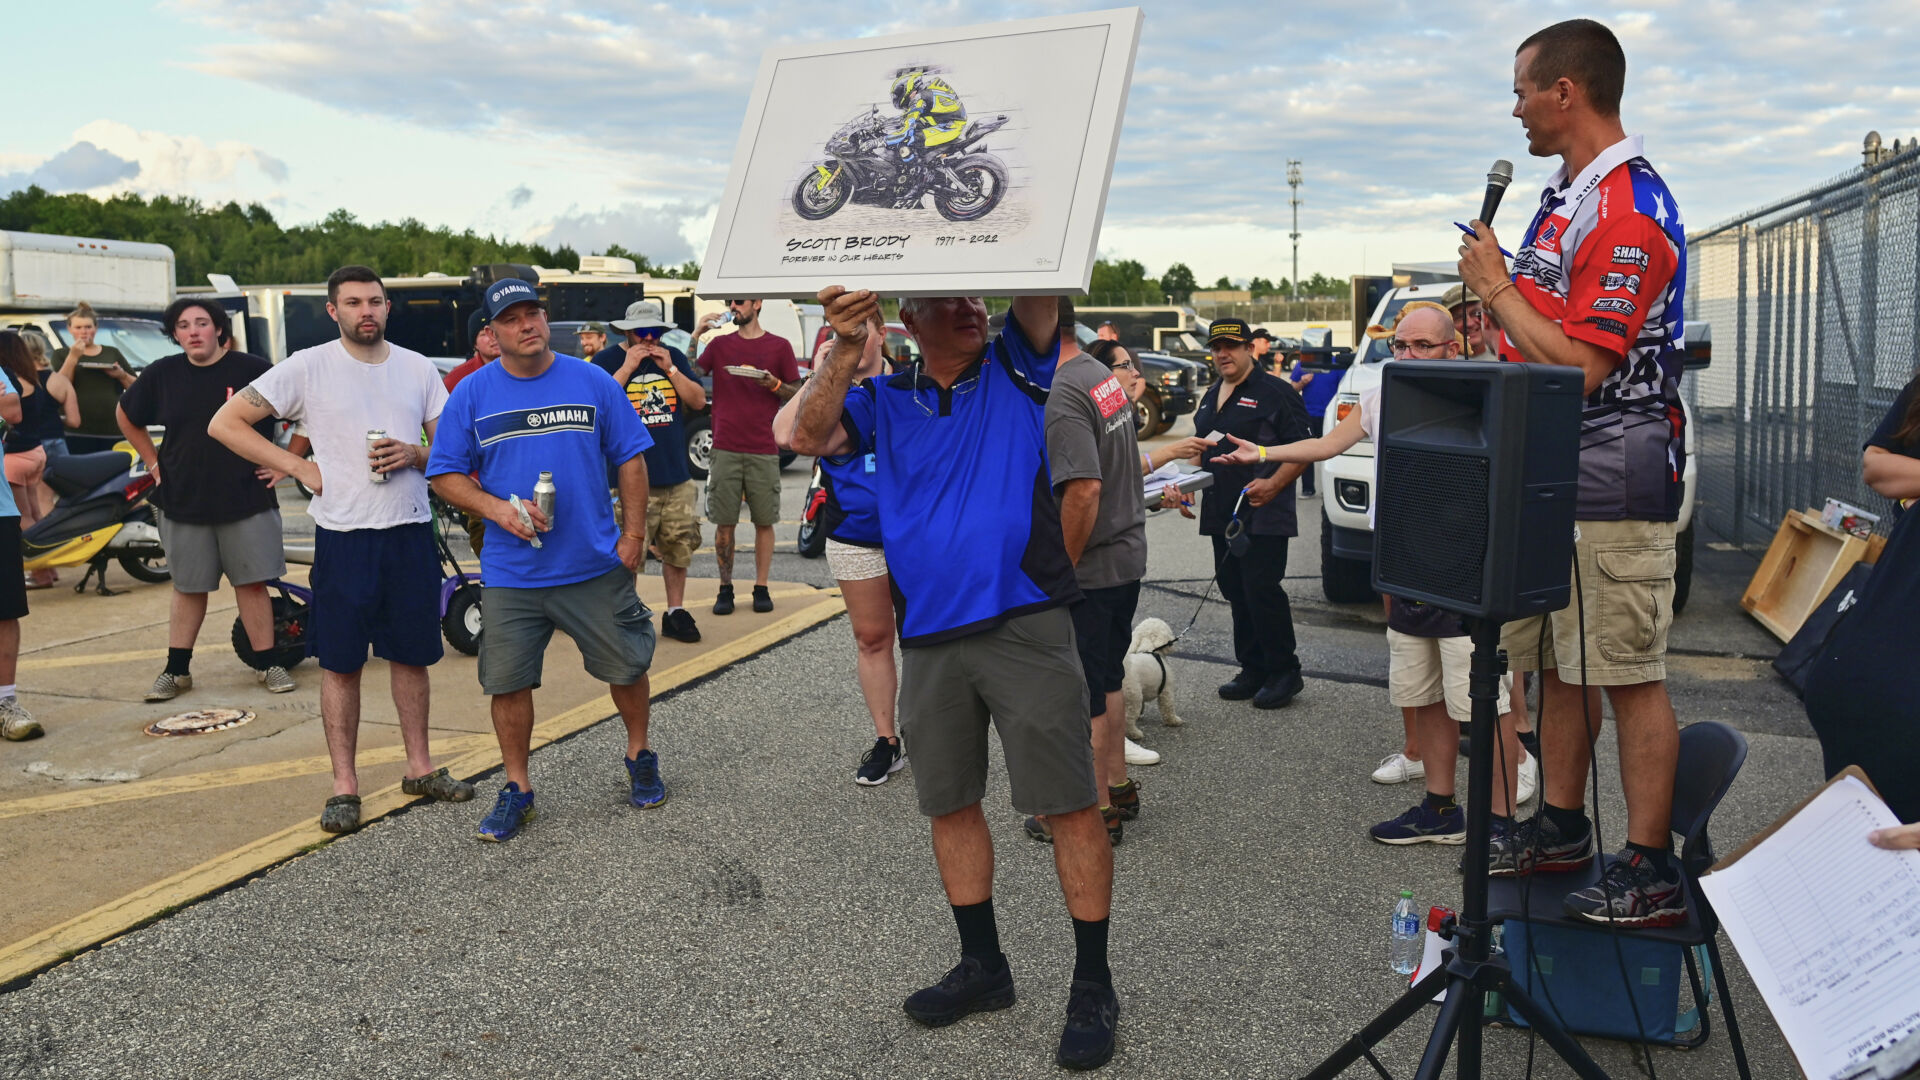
left=0, top=231, right=174, bottom=312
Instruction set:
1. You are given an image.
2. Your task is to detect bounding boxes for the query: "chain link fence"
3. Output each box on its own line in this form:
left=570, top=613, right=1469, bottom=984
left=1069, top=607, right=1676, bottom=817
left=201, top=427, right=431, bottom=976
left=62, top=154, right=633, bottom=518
left=1684, top=144, right=1920, bottom=549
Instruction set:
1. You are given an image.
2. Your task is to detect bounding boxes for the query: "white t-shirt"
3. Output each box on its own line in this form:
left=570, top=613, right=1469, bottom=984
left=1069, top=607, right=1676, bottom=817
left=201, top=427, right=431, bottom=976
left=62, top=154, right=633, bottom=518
left=249, top=340, right=449, bottom=531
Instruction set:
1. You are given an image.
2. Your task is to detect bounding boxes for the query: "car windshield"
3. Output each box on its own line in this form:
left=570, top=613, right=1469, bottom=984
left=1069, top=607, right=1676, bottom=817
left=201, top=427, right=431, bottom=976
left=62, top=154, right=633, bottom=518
left=55, top=317, right=176, bottom=370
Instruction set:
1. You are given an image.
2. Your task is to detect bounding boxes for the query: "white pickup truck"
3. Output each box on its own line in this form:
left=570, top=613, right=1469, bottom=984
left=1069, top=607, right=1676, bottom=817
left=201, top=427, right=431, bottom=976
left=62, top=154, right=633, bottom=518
left=1317, top=281, right=1706, bottom=613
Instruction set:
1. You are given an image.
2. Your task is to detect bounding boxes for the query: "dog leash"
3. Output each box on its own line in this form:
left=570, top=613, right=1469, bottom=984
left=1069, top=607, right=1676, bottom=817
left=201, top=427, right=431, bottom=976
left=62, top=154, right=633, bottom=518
left=1166, top=488, right=1250, bottom=646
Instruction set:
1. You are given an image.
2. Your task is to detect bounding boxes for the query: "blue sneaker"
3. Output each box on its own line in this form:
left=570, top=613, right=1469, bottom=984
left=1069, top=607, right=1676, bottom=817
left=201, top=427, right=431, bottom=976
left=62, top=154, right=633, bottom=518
left=626, top=750, right=667, bottom=809
left=476, top=783, right=536, bottom=842
left=1369, top=801, right=1467, bottom=845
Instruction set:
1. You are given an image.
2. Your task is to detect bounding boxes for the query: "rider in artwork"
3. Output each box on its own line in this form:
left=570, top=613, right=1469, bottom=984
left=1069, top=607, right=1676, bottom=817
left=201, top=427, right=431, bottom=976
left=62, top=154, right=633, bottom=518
left=887, top=67, right=967, bottom=205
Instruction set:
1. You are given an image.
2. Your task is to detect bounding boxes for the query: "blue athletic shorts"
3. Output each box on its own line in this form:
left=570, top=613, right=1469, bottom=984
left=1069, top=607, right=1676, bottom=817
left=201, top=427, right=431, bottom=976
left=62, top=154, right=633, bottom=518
left=310, top=522, right=444, bottom=673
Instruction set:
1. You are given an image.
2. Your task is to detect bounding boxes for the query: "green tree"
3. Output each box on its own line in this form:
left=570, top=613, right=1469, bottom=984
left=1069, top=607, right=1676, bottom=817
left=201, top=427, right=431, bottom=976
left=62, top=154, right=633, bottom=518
left=1210, top=275, right=1233, bottom=290
left=1159, top=262, right=1196, bottom=303
left=1248, top=276, right=1275, bottom=296
left=1087, top=258, right=1162, bottom=305
left=0, top=186, right=696, bottom=287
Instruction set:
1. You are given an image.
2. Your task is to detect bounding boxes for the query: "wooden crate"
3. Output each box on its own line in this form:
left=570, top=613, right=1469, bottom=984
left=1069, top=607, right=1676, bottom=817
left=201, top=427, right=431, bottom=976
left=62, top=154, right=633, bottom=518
left=1741, top=510, right=1888, bottom=641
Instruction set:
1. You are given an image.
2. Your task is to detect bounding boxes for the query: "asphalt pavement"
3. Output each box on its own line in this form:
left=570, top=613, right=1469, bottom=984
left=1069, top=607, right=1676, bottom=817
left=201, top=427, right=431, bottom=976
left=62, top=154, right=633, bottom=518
left=0, top=433, right=1822, bottom=1079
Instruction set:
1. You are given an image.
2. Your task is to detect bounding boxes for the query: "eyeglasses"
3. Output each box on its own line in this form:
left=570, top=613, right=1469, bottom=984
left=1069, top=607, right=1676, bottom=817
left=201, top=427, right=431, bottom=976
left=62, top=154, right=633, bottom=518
left=727, top=299, right=755, bottom=308
left=1389, top=339, right=1449, bottom=355
left=1109, top=360, right=1138, bottom=373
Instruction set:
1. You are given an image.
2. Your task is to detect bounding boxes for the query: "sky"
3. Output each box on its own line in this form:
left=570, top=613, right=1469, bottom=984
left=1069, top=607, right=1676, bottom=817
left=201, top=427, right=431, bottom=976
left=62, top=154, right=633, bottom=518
left=5, top=1, right=1916, bottom=287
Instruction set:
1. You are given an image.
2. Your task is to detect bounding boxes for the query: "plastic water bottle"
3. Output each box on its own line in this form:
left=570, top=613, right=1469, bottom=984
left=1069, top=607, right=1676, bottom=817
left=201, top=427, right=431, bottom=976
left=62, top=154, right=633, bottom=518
left=1391, top=890, right=1421, bottom=975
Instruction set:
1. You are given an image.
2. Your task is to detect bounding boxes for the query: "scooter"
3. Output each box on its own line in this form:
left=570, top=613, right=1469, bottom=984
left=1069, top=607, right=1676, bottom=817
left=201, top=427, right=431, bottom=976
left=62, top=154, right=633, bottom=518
left=796, top=461, right=827, bottom=559
left=22, top=450, right=170, bottom=595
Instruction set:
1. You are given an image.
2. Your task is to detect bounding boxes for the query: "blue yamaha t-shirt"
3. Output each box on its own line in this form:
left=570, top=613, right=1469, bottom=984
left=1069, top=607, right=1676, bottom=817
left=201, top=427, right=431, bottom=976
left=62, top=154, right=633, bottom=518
left=427, top=353, right=652, bottom=589
left=820, top=381, right=882, bottom=548
left=843, top=313, right=1079, bottom=646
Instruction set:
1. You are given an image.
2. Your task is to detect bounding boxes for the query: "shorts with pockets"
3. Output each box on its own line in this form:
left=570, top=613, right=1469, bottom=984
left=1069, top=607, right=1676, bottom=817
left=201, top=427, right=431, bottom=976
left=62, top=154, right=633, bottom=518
left=706, top=449, right=780, bottom=527
left=897, top=606, right=1097, bottom=818
left=645, top=481, right=702, bottom=569
left=310, top=523, right=443, bottom=673
left=479, top=565, right=656, bottom=695
left=1511, top=518, right=1675, bottom=686
left=1386, top=629, right=1513, bottom=722
left=159, top=508, right=287, bottom=594
left=1070, top=581, right=1141, bottom=718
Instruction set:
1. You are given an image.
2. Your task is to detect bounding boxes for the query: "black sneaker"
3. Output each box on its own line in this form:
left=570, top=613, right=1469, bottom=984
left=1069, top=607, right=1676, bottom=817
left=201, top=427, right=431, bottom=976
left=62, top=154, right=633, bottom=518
left=712, top=585, right=735, bottom=615
left=855, top=737, right=906, bottom=786
left=1218, top=670, right=1265, bottom=701
left=903, top=956, right=1016, bottom=1026
left=1563, top=850, right=1688, bottom=928
left=1252, top=670, right=1304, bottom=709
left=1488, top=812, right=1596, bottom=877
left=1056, top=980, right=1120, bottom=1070
left=661, top=608, right=701, bottom=643
left=752, top=585, right=774, bottom=613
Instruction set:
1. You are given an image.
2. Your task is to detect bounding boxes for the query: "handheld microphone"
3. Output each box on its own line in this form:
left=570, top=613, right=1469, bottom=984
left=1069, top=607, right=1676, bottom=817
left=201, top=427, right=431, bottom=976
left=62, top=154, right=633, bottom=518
left=1478, top=159, right=1514, bottom=230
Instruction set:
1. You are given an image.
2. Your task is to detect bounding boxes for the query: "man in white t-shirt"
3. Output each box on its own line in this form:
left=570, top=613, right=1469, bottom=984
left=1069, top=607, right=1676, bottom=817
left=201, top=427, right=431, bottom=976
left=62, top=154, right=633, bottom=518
left=211, top=265, right=475, bottom=834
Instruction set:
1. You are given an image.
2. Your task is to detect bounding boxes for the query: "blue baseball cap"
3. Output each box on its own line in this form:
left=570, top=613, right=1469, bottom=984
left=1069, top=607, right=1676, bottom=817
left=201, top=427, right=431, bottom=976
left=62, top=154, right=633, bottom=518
left=481, top=278, right=541, bottom=320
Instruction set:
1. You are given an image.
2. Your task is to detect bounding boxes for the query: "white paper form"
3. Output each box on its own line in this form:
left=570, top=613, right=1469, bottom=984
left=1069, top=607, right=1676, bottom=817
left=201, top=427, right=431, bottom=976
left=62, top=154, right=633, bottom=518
left=1698, top=775, right=1920, bottom=1080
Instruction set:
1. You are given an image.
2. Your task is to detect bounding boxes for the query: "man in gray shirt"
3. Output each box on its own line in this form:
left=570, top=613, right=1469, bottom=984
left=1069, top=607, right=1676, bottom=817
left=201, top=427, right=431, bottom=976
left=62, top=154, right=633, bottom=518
left=1031, top=300, right=1149, bottom=845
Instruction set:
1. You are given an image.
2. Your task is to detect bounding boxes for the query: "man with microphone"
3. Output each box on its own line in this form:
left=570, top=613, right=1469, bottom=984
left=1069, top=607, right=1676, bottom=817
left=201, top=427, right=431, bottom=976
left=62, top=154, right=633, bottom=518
left=1457, top=17, right=1690, bottom=928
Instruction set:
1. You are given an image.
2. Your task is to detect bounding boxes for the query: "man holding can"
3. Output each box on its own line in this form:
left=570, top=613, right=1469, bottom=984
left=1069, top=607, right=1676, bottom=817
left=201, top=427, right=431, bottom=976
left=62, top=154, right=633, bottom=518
left=211, top=264, right=474, bottom=835
left=428, top=279, right=657, bottom=843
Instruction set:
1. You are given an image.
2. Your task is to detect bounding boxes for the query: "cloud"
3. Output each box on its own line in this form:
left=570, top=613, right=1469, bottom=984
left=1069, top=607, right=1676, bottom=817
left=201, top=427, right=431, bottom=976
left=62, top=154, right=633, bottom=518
left=168, top=1, right=1920, bottom=276
left=525, top=201, right=714, bottom=266
left=507, top=185, right=533, bottom=210
left=2, top=121, right=291, bottom=207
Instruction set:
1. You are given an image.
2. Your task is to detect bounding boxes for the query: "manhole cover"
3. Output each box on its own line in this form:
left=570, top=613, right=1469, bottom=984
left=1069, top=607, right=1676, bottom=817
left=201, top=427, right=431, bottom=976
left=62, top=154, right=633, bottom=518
left=145, top=708, right=255, bottom=737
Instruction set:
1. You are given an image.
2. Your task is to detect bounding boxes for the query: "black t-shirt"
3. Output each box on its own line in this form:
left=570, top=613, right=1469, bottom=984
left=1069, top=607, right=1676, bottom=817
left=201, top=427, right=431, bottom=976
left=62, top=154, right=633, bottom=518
left=1866, top=379, right=1919, bottom=520
left=1191, top=370, right=1312, bottom=537
left=118, top=350, right=278, bottom=524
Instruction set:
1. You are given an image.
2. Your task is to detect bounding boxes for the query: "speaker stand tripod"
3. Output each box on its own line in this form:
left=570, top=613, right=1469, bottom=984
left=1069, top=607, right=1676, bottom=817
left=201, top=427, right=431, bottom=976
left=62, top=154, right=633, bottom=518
left=1303, top=618, right=1611, bottom=1080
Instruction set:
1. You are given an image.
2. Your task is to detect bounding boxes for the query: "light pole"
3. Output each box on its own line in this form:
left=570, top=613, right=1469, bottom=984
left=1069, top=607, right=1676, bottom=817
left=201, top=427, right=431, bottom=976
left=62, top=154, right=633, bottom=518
left=1286, top=160, right=1303, bottom=301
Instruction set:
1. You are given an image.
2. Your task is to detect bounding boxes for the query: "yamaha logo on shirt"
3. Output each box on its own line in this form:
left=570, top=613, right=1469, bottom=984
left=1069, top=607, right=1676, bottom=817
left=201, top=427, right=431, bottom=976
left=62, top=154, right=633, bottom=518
left=475, top=404, right=598, bottom=446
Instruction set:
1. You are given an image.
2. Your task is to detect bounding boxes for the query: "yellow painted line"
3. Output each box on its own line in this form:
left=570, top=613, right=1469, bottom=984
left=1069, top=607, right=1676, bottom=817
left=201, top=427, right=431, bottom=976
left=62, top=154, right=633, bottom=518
left=0, top=735, right=498, bottom=821
left=0, top=591, right=847, bottom=986
left=19, top=648, right=178, bottom=672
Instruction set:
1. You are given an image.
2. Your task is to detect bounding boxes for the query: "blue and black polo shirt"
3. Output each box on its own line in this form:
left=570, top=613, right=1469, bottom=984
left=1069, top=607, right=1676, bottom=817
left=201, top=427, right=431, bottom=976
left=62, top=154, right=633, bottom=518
left=842, top=312, right=1080, bottom=646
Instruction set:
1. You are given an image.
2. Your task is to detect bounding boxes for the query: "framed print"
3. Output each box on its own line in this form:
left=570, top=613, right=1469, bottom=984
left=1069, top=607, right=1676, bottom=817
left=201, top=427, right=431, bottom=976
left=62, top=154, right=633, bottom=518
left=697, top=7, right=1142, bottom=300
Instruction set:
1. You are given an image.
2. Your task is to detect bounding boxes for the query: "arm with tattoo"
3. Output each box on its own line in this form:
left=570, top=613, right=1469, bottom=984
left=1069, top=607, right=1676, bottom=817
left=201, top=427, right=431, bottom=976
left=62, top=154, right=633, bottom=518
left=211, top=383, right=322, bottom=493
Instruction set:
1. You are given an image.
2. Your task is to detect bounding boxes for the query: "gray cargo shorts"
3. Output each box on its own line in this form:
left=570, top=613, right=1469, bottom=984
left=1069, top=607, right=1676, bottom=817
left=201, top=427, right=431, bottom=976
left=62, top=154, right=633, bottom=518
left=898, top=606, right=1098, bottom=818
left=478, top=565, right=656, bottom=695
left=158, top=508, right=287, bottom=594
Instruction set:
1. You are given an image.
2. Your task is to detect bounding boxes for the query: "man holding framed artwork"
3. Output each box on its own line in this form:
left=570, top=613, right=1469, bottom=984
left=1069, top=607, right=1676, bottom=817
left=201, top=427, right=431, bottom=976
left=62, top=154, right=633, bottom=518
left=790, top=286, right=1120, bottom=1072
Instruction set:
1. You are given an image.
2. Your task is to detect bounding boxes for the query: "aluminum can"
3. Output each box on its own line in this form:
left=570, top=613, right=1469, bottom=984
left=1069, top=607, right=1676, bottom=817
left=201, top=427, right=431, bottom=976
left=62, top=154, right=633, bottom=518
left=533, top=471, right=556, bottom=530
left=367, top=429, right=389, bottom=484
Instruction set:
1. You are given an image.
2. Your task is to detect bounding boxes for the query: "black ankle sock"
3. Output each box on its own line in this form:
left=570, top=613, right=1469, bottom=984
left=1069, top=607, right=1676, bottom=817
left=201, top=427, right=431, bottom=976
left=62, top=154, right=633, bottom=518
left=1423, top=791, right=1458, bottom=812
left=1517, top=730, right=1541, bottom=756
left=1071, top=917, right=1111, bottom=986
left=952, top=899, right=1004, bottom=968
left=165, top=647, right=193, bottom=677
left=1543, top=801, right=1590, bottom=840
left=1626, top=841, right=1674, bottom=875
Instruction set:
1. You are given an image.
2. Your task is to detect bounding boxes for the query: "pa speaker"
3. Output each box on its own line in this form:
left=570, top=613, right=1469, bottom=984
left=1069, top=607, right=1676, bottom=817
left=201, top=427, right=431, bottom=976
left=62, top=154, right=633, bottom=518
left=1372, top=360, right=1582, bottom=622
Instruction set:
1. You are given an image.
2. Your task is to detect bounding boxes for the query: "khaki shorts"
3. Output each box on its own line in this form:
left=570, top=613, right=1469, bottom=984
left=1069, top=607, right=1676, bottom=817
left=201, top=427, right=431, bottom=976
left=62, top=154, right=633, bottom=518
left=646, top=481, right=702, bottom=569
left=1387, top=630, right=1512, bottom=722
left=707, top=449, right=780, bottom=527
left=1510, top=518, right=1675, bottom=686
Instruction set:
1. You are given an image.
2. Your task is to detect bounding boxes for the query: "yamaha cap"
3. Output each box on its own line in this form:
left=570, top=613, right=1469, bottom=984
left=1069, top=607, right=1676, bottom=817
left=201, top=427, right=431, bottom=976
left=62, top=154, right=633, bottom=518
left=1207, top=319, right=1252, bottom=346
left=481, top=278, right=541, bottom=320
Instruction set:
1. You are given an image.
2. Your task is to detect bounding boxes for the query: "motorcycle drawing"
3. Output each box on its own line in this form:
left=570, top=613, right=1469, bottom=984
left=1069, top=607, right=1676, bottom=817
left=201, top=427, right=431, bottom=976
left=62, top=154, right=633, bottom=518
left=792, top=106, right=1011, bottom=223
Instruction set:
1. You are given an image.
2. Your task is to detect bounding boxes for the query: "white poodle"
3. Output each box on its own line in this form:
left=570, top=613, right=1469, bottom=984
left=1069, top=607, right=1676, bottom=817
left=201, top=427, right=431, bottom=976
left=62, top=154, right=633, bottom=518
left=1120, top=617, right=1182, bottom=740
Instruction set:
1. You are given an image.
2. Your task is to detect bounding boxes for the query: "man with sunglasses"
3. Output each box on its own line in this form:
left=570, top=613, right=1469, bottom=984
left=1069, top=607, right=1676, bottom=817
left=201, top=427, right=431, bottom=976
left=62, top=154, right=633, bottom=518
left=1191, top=319, right=1312, bottom=710
left=599, top=303, right=708, bottom=643
left=693, top=299, right=798, bottom=616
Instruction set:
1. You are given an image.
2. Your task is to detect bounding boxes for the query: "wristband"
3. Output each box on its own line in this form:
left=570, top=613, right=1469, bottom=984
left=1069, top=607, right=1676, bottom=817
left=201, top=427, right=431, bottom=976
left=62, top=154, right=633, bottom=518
left=1258, top=445, right=1268, bottom=463
left=1484, top=279, right=1517, bottom=308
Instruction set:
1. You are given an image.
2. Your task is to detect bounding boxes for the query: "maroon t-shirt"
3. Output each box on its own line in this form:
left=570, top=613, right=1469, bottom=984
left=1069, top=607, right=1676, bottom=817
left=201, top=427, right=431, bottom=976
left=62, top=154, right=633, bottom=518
left=696, top=332, right=799, bottom=455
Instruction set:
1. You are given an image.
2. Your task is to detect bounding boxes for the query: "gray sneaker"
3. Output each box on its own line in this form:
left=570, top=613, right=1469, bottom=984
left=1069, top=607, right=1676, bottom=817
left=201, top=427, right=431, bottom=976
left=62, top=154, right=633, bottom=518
left=145, top=671, right=192, bottom=702
left=402, top=766, right=476, bottom=802
left=258, top=665, right=296, bottom=694
left=0, top=696, right=41, bottom=741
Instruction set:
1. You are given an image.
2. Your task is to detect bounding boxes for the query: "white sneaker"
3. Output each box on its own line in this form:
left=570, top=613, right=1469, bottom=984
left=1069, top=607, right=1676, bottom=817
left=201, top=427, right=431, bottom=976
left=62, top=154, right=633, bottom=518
left=1516, top=749, right=1539, bottom=804
left=1123, top=738, right=1161, bottom=766
left=258, top=665, right=296, bottom=694
left=1370, top=752, right=1425, bottom=785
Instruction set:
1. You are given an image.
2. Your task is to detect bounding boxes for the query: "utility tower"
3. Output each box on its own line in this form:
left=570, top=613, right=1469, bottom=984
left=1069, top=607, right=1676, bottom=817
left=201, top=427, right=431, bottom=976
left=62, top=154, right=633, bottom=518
left=1286, top=159, right=1303, bottom=300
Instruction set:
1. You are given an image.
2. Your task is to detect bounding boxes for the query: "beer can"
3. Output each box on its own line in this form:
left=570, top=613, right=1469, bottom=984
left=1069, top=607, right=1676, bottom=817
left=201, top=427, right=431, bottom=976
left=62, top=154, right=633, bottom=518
left=367, top=429, right=389, bottom=484
left=533, top=471, right=556, bottom=531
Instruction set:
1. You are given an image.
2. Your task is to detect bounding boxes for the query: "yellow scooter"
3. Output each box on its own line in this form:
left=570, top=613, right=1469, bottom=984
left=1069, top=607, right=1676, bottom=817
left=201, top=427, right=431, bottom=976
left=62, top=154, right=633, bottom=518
left=21, top=446, right=169, bottom=595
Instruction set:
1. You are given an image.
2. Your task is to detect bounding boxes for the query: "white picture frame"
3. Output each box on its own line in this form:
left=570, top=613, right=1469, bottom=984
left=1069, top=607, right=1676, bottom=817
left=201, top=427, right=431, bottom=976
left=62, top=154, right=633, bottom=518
left=697, top=7, right=1143, bottom=300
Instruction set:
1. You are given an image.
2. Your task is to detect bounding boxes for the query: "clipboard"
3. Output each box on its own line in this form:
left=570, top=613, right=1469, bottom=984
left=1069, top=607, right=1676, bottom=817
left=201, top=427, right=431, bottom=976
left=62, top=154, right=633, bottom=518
left=1699, top=765, right=1907, bottom=1080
